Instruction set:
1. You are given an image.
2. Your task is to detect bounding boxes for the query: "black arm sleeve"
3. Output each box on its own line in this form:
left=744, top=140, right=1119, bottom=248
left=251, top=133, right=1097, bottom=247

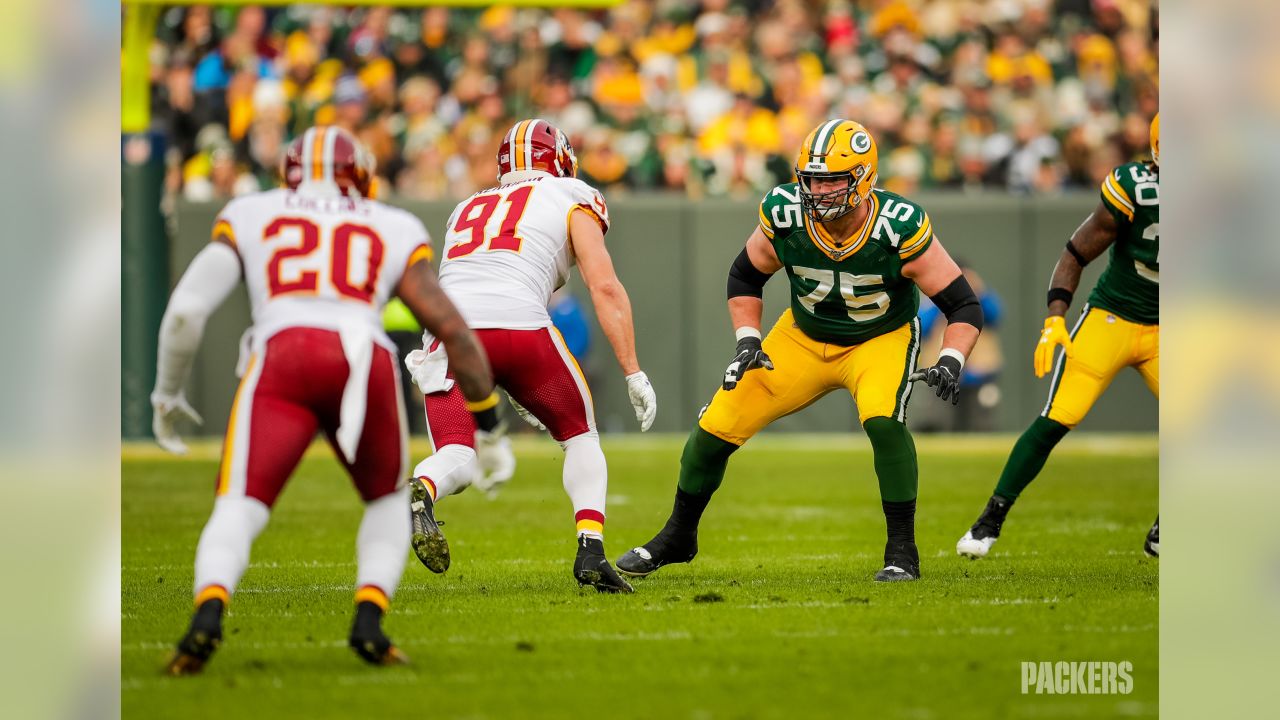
left=1065, top=240, right=1090, bottom=267
left=727, top=247, right=772, bottom=299
left=929, top=274, right=984, bottom=331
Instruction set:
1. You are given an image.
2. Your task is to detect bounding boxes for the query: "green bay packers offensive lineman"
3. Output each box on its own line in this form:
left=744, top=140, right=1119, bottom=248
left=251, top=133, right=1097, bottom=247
left=956, top=113, right=1160, bottom=560
left=616, top=120, right=984, bottom=582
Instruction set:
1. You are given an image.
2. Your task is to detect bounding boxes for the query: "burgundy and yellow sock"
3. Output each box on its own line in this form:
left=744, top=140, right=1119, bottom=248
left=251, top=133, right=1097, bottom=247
left=418, top=476, right=438, bottom=502
left=194, top=584, right=229, bottom=608
left=355, top=584, right=390, bottom=611
left=575, top=509, right=604, bottom=539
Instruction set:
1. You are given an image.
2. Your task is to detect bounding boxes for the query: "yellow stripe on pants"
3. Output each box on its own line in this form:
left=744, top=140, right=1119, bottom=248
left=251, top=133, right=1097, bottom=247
left=1043, top=308, right=1159, bottom=428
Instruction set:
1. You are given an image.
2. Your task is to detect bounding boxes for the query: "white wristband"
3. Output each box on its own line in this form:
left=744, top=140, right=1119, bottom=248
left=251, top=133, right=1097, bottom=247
left=735, top=326, right=762, bottom=342
left=939, top=347, right=966, bottom=370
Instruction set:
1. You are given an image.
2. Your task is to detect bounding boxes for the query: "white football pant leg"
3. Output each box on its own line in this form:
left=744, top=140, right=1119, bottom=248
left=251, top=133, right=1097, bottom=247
left=356, top=486, right=411, bottom=598
left=412, top=444, right=478, bottom=500
left=193, top=496, right=271, bottom=596
left=562, top=431, right=607, bottom=538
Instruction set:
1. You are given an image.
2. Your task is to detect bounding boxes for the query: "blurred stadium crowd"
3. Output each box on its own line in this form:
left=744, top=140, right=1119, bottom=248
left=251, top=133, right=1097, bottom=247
left=141, top=0, right=1158, bottom=201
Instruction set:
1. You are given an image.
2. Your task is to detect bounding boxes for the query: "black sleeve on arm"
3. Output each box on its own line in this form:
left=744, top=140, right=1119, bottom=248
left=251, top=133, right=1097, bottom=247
left=929, top=274, right=984, bottom=331
left=727, top=247, right=772, bottom=299
left=1065, top=240, right=1090, bottom=267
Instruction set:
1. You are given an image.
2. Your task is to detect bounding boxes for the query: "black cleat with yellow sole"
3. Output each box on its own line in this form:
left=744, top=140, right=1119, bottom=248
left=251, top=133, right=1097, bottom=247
left=348, top=601, right=409, bottom=666
left=166, top=598, right=224, bottom=676
left=573, top=536, right=634, bottom=593
left=409, top=478, right=450, bottom=574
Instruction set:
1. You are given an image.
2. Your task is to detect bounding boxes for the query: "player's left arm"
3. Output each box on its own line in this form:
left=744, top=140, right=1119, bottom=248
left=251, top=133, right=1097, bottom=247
left=151, top=227, right=244, bottom=454
left=568, top=207, right=657, bottom=431
left=902, top=237, right=984, bottom=405
left=396, top=258, right=497, bottom=409
left=398, top=246, right=514, bottom=482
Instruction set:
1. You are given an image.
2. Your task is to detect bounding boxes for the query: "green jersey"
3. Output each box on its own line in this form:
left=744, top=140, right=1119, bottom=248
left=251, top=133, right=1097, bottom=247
left=757, top=184, right=934, bottom=345
left=1091, top=162, right=1159, bottom=325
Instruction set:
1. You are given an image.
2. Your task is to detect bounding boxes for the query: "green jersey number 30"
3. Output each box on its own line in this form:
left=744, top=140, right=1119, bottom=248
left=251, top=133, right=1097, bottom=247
left=1132, top=166, right=1159, bottom=283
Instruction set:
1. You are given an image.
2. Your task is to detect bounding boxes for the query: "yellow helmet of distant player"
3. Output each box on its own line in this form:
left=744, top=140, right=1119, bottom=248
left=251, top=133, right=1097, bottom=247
left=794, top=119, right=878, bottom=222
left=1150, top=112, right=1159, bottom=166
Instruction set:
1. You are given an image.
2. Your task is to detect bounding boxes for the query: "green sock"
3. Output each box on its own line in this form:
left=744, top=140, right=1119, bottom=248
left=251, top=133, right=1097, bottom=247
left=993, top=416, right=1070, bottom=500
left=677, top=426, right=739, bottom=497
left=863, top=417, right=918, bottom=502
left=657, top=427, right=738, bottom=535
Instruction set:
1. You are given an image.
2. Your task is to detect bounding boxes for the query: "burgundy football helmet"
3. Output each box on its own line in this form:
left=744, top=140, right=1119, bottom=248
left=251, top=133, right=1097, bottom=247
left=283, top=125, right=376, bottom=198
left=497, top=119, right=577, bottom=180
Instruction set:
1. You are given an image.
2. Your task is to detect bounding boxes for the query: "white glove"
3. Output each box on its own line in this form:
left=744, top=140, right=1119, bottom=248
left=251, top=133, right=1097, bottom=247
left=405, top=345, right=454, bottom=395
left=473, top=429, right=516, bottom=498
left=151, top=391, right=204, bottom=456
left=625, top=371, right=657, bottom=432
left=507, top=393, right=546, bottom=431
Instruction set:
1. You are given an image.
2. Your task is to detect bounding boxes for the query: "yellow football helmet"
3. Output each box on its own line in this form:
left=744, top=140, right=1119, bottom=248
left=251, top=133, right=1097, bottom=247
left=794, top=119, right=879, bottom=222
left=1150, top=112, right=1159, bottom=166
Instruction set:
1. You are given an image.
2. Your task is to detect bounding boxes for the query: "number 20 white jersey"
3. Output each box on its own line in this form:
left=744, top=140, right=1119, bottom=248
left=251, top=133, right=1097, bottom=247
left=439, top=174, right=610, bottom=329
left=214, top=188, right=433, bottom=345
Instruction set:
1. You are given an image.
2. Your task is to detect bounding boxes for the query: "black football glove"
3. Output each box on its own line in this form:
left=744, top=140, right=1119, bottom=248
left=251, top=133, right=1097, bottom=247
left=723, top=336, right=773, bottom=391
left=909, top=355, right=963, bottom=405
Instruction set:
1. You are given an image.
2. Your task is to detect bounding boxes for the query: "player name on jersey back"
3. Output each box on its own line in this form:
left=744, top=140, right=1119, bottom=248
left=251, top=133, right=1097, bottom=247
left=439, top=174, right=609, bottom=330
left=215, top=188, right=432, bottom=342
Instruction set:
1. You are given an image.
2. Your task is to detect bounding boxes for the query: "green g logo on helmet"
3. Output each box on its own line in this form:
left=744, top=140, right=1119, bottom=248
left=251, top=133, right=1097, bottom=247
left=851, top=131, right=872, bottom=154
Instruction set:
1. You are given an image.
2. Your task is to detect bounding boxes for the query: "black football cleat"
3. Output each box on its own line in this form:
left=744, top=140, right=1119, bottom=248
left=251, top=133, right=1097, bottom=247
left=166, top=598, right=224, bottom=676
left=615, top=529, right=698, bottom=578
left=409, top=478, right=450, bottom=573
left=874, top=541, right=921, bottom=582
left=956, top=495, right=1013, bottom=559
left=349, top=601, right=409, bottom=666
left=574, top=536, right=634, bottom=593
left=1144, top=516, right=1159, bottom=558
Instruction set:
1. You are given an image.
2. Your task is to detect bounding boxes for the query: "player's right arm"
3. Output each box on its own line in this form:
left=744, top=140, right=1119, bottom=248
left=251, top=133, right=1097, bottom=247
left=151, top=220, right=244, bottom=454
left=1047, top=202, right=1119, bottom=317
left=1034, top=201, right=1119, bottom=377
left=722, top=224, right=783, bottom=391
left=396, top=257, right=500, bottom=426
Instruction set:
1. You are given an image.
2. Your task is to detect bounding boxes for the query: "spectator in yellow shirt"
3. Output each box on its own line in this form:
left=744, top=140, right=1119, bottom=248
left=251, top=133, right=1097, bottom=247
left=698, top=94, right=780, bottom=156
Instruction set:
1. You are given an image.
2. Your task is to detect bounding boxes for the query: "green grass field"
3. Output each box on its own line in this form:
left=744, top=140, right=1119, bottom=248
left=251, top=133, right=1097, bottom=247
left=122, top=434, right=1157, bottom=719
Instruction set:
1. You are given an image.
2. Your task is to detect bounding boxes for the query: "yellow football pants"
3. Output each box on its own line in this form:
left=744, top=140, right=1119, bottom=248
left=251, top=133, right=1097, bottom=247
left=1042, top=305, right=1159, bottom=428
left=698, top=309, right=922, bottom=446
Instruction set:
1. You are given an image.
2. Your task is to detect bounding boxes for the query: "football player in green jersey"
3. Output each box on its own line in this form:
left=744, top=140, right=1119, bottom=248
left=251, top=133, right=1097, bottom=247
left=617, top=120, right=985, bottom=582
left=957, top=113, right=1160, bottom=560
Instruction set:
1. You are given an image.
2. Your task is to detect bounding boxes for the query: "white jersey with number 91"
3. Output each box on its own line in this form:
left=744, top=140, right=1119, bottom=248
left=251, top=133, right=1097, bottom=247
left=439, top=174, right=609, bottom=330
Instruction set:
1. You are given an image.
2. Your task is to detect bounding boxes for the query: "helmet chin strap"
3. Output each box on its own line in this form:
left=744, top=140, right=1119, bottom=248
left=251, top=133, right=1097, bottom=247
left=816, top=203, right=856, bottom=223
left=811, top=186, right=858, bottom=222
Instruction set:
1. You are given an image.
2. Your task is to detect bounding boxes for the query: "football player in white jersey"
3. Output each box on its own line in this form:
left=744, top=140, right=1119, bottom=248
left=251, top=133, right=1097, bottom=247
left=151, top=126, right=505, bottom=673
left=405, top=119, right=657, bottom=593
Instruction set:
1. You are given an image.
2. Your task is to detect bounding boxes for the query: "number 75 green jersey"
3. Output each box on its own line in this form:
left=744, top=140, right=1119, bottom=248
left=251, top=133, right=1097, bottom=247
left=1091, top=162, right=1159, bottom=325
left=757, top=183, right=933, bottom=345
